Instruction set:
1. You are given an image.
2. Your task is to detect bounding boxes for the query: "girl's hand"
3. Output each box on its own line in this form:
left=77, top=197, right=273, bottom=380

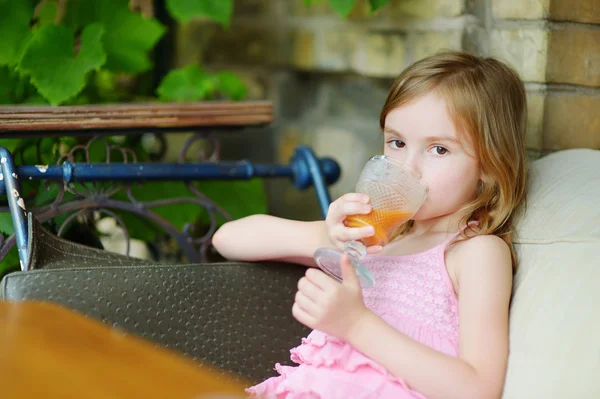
left=292, top=254, right=371, bottom=341
left=325, top=193, right=383, bottom=254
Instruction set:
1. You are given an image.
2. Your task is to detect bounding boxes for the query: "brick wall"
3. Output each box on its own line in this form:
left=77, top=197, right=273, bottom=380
left=176, top=0, right=599, bottom=219
left=490, top=0, right=600, bottom=154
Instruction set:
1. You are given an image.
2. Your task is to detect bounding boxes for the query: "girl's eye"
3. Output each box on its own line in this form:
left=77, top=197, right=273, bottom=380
left=388, top=140, right=405, bottom=149
left=432, top=146, right=449, bottom=155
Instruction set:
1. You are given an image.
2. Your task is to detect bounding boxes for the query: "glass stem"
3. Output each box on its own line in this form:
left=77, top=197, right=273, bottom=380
left=344, top=240, right=367, bottom=261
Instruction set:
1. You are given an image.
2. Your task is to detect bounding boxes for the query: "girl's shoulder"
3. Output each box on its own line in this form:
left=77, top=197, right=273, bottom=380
left=446, top=234, right=512, bottom=295
left=447, top=221, right=508, bottom=257
left=449, top=233, right=510, bottom=257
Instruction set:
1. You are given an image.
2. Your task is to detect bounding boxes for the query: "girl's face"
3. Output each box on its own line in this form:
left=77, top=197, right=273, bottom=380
left=382, top=91, right=480, bottom=221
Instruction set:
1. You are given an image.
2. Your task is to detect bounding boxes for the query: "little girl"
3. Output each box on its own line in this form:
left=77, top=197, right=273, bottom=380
left=212, top=51, right=527, bottom=399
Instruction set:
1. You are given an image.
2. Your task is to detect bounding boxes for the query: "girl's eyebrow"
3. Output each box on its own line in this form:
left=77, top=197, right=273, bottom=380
left=425, top=135, right=460, bottom=144
left=383, top=127, right=402, bottom=137
left=383, top=126, right=459, bottom=144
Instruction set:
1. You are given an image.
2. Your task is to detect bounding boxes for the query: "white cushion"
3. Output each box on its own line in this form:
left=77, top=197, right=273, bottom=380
left=503, top=149, right=600, bottom=399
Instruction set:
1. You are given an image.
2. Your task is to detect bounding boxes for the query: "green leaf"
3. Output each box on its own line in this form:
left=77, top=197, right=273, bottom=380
left=133, top=182, right=203, bottom=230
left=34, top=182, right=60, bottom=207
left=18, top=23, right=106, bottom=105
left=88, top=138, right=112, bottom=163
left=11, top=73, right=29, bottom=103
left=0, top=246, right=20, bottom=279
left=166, top=0, right=233, bottom=25
left=157, top=65, right=215, bottom=102
left=0, top=212, right=14, bottom=235
left=23, top=93, right=48, bottom=104
left=368, top=0, right=390, bottom=11
left=0, top=66, right=16, bottom=103
left=13, top=139, right=39, bottom=165
left=328, top=0, right=356, bottom=17
left=110, top=179, right=266, bottom=242
left=216, top=71, right=247, bottom=101
left=0, top=139, right=20, bottom=152
left=111, top=182, right=204, bottom=238
left=93, top=69, right=119, bottom=101
left=157, top=65, right=247, bottom=102
left=0, top=0, right=33, bottom=66
left=195, top=179, right=267, bottom=223
left=37, top=1, right=58, bottom=25
left=65, top=0, right=165, bottom=74
left=0, top=66, right=38, bottom=104
left=111, top=211, right=158, bottom=243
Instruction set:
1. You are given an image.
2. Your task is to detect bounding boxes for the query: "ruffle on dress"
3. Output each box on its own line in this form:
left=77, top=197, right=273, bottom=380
left=245, top=311, right=458, bottom=399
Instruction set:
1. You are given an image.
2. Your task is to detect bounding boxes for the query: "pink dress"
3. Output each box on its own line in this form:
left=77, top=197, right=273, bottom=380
left=246, top=231, right=462, bottom=399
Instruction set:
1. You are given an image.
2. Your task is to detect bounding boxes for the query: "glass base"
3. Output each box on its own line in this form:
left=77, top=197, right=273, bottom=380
left=313, top=248, right=375, bottom=289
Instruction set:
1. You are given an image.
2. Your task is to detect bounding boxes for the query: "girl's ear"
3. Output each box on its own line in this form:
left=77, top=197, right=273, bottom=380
left=478, top=171, right=492, bottom=196
left=479, top=167, right=487, bottom=182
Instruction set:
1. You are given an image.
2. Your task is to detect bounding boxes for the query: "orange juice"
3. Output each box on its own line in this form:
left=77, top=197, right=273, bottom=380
left=345, top=209, right=413, bottom=247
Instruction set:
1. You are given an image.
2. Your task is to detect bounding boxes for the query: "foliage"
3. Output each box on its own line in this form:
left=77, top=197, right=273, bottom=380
left=157, top=65, right=247, bottom=102
left=304, top=0, right=390, bottom=16
left=166, top=0, right=233, bottom=25
left=0, top=0, right=391, bottom=105
left=0, top=0, right=390, bottom=274
left=19, top=23, right=106, bottom=105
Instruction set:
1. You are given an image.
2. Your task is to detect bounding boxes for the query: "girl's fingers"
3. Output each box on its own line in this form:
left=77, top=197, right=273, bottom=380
left=339, top=193, right=370, bottom=204
left=334, top=225, right=375, bottom=242
left=327, top=201, right=371, bottom=226
left=341, top=201, right=371, bottom=216
left=294, top=291, right=320, bottom=316
left=327, top=194, right=370, bottom=224
left=366, top=245, right=384, bottom=254
left=305, top=268, right=338, bottom=291
left=298, top=276, right=323, bottom=299
left=292, top=302, right=316, bottom=329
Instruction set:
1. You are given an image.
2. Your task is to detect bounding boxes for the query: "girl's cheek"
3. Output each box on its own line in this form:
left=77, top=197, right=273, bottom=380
left=422, top=166, right=447, bottom=190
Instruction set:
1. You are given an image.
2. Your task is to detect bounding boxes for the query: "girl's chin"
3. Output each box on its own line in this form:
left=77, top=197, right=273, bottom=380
left=411, top=208, right=428, bottom=221
left=411, top=205, right=469, bottom=224
left=410, top=204, right=452, bottom=221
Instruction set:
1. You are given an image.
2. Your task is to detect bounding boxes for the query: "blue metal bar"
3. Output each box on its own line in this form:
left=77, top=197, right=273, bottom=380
left=14, top=147, right=339, bottom=217
left=15, top=158, right=339, bottom=185
left=0, top=145, right=340, bottom=268
left=0, top=148, right=28, bottom=269
left=291, top=146, right=339, bottom=218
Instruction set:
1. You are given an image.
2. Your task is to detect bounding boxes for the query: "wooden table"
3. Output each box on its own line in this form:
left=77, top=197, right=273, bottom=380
left=0, top=301, right=248, bottom=398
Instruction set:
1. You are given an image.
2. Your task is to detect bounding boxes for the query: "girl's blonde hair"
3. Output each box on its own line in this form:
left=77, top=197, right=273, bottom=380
left=382, top=51, right=527, bottom=270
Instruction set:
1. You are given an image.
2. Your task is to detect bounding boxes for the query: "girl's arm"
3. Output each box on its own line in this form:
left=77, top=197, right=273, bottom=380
left=212, top=214, right=331, bottom=266
left=346, top=235, right=513, bottom=399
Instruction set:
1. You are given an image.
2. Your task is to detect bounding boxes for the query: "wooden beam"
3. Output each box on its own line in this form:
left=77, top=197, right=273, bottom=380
left=0, top=102, right=273, bottom=136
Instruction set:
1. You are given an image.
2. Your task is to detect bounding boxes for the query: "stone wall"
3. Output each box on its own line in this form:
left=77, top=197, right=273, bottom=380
left=176, top=0, right=599, bottom=220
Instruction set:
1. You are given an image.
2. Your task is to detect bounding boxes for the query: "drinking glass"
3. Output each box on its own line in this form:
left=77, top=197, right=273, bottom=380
left=313, top=155, right=428, bottom=288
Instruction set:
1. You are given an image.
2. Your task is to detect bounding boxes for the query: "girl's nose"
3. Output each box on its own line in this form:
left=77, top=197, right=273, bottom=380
left=403, top=152, right=422, bottom=177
